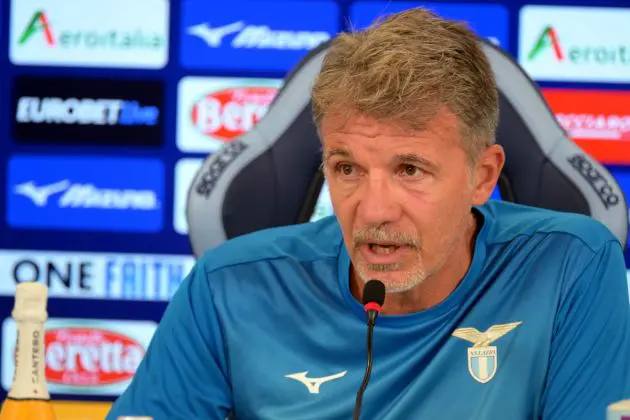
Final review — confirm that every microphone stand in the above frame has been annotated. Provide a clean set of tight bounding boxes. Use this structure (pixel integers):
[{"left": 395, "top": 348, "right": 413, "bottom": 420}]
[{"left": 353, "top": 309, "right": 379, "bottom": 420}]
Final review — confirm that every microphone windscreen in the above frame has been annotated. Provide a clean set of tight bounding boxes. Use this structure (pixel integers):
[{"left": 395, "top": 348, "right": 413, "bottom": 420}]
[{"left": 363, "top": 280, "right": 386, "bottom": 306}]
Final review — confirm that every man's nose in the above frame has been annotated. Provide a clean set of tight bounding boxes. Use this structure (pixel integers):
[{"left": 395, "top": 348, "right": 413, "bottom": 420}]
[{"left": 357, "top": 174, "right": 402, "bottom": 225}]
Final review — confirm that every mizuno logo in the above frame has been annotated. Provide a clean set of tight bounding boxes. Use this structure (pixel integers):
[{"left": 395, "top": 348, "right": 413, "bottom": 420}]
[
  {"left": 14, "top": 180, "right": 159, "bottom": 210},
  {"left": 14, "top": 180, "right": 70, "bottom": 206},
  {"left": 187, "top": 21, "right": 330, "bottom": 50},
  {"left": 187, "top": 22, "right": 245, "bottom": 47},
  {"left": 285, "top": 370, "right": 347, "bottom": 394}
]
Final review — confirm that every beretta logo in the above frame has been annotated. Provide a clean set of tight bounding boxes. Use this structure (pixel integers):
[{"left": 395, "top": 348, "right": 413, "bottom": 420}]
[
  {"left": 177, "top": 76, "right": 282, "bottom": 153},
  {"left": 12, "top": 75, "right": 164, "bottom": 147},
  {"left": 1, "top": 318, "right": 157, "bottom": 396}
]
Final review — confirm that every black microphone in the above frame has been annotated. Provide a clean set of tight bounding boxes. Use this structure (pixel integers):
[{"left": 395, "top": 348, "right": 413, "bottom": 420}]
[{"left": 353, "top": 279, "right": 386, "bottom": 420}]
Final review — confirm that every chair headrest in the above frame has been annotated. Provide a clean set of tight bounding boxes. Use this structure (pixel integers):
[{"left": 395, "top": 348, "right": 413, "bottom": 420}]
[{"left": 187, "top": 38, "right": 628, "bottom": 258}]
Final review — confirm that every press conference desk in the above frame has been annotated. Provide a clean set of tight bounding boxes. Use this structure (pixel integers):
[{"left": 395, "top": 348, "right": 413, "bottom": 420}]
[{"left": 47, "top": 398, "right": 630, "bottom": 419}]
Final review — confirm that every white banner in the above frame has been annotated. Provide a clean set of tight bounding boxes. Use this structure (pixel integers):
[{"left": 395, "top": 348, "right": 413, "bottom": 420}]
[
  {"left": 2, "top": 318, "right": 157, "bottom": 396},
  {"left": 176, "top": 76, "right": 282, "bottom": 153},
  {"left": 0, "top": 249, "right": 196, "bottom": 301},
  {"left": 10, "top": 0, "right": 169, "bottom": 69},
  {"left": 519, "top": 6, "right": 630, "bottom": 83}
]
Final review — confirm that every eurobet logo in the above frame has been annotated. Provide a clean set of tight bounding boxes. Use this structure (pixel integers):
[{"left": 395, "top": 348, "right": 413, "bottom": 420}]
[
  {"left": 543, "top": 88, "right": 630, "bottom": 164},
  {"left": 177, "top": 77, "right": 283, "bottom": 153},
  {"left": 1, "top": 318, "right": 157, "bottom": 396},
  {"left": 180, "top": 0, "right": 339, "bottom": 72},
  {"left": 519, "top": 6, "right": 630, "bottom": 83},
  {"left": 10, "top": 0, "right": 169, "bottom": 69},
  {"left": 16, "top": 97, "right": 158, "bottom": 126},
  {"left": 12, "top": 76, "right": 164, "bottom": 147}
]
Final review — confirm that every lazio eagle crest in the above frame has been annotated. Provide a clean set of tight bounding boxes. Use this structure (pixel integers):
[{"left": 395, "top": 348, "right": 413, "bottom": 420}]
[{"left": 452, "top": 322, "right": 522, "bottom": 384}]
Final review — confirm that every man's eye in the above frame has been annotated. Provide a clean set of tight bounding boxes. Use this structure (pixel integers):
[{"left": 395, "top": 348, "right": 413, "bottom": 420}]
[
  {"left": 337, "top": 163, "right": 354, "bottom": 176},
  {"left": 401, "top": 165, "right": 421, "bottom": 176}
]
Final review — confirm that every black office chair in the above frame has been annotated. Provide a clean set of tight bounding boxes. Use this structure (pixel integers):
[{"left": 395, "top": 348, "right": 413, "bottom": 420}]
[{"left": 185, "top": 38, "right": 628, "bottom": 259}]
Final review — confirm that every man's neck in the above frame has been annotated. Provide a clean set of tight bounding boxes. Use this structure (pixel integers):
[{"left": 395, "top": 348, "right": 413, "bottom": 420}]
[{"left": 350, "top": 211, "right": 480, "bottom": 315}]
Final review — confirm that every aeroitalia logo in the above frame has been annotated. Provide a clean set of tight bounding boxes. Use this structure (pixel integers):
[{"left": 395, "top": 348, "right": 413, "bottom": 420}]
[
  {"left": 19, "top": 11, "right": 55, "bottom": 45},
  {"left": 17, "top": 9, "right": 163, "bottom": 51},
  {"left": 519, "top": 6, "right": 630, "bottom": 83},
  {"left": 526, "top": 24, "right": 627, "bottom": 65},
  {"left": 528, "top": 26, "right": 564, "bottom": 61},
  {"left": 10, "top": 0, "right": 169, "bottom": 69}
]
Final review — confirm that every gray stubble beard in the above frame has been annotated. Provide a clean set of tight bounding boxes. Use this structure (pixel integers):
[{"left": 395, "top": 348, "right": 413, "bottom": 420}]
[{"left": 356, "top": 259, "right": 428, "bottom": 294}]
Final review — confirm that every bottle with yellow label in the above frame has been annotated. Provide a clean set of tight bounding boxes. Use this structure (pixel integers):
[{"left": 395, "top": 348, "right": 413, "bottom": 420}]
[{"left": 0, "top": 282, "right": 56, "bottom": 420}]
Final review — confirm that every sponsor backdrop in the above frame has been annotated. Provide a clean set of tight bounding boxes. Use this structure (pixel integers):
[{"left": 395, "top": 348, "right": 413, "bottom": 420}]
[{"left": 0, "top": 0, "right": 629, "bottom": 404}]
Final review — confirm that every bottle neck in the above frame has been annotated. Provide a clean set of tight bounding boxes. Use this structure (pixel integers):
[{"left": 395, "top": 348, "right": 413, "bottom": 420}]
[{"left": 8, "top": 320, "right": 50, "bottom": 400}]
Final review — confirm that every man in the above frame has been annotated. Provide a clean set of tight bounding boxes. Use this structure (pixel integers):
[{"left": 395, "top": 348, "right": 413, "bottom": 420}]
[{"left": 107, "top": 8, "right": 630, "bottom": 420}]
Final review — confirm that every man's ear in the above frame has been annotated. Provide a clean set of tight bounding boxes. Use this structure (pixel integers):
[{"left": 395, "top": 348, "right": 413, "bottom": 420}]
[{"left": 471, "top": 144, "right": 505, "bottom": 205}]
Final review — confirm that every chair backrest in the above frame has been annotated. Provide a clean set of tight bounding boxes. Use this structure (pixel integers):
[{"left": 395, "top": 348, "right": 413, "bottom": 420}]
[{"left": 186, "top": 38, "right": 628, "bottom": 258}]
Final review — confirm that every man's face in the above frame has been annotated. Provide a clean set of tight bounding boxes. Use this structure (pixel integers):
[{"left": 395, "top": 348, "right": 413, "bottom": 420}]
[{"left": 321, "top": 111, "right": 500, "bottom": 293}]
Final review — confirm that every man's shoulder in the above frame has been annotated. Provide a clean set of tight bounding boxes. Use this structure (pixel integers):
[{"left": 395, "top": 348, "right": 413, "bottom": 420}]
[
  {"left": 482, "top": 200, "right": 619, "bottom": 253},
  {"left": 198, "top": 216, "right": 343, "bottom": 273}
]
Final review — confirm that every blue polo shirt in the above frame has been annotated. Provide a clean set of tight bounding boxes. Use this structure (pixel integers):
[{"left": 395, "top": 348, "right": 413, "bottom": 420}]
[{"left": 107, "top": 200, "right": 630, "bottom": 420}]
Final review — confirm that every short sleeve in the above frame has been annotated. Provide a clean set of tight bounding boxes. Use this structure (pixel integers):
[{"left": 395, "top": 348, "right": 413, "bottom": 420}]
[
  {"left": 541, "top": 239, "right": 630, "bottom": 419},
  {"left": 106, "top": 262, "right": 233, "bottom": 420}
]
